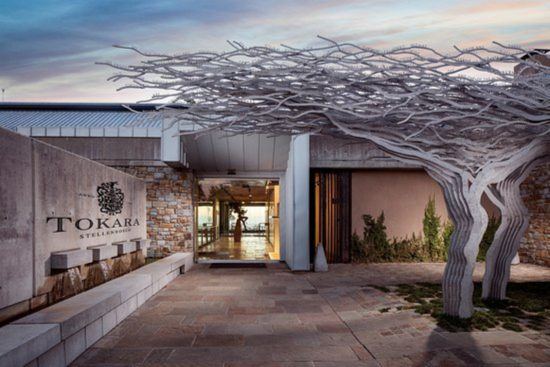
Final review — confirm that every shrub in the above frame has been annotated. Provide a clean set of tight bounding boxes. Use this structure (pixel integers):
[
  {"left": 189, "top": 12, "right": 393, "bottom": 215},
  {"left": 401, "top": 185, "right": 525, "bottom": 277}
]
[
  {"left": 352, "top": 207, "right": 437, "bottom": 263},
  {"left": 351, "top": 232, "right": 367, "bottom": 262},
  {"left": 363, "top": 213, "right": 390, "bottom": 259},
  {"left": 391, "top": 234, "right": 425, "bottom": 261},
  {"left": 423, "top": 196, "right": 442, "bottom": 260},
  {"left": 441, "top": 221, "right": 454, "bottom": 261},
  {"left": 351, "top": 197, "right": 500, "bottom": 263}
]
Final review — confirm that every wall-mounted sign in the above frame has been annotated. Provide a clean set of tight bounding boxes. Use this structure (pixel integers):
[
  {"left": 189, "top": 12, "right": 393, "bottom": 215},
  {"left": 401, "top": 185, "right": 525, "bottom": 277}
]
[
  {"left": 97, "top": 181, "right": 124, "bottom": 215},
  {"left": 0, "top": 130, "right": 146, "bottom": 308},
  {"left": 45, "top": 181, "right": 142, "bottom": 239}
]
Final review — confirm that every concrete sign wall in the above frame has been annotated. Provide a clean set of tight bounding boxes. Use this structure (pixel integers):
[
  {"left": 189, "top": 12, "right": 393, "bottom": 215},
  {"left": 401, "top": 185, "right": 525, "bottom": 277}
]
[
  {"left": 0, "top": 127, "right": 146, "bottom": 310},
  {"left": 0, "top": 129, "right": 34, "bottom": 311}
]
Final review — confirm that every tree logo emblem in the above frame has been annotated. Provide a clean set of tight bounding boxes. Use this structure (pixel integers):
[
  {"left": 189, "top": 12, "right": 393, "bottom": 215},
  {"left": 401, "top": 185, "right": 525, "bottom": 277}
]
[{"left": 97, "top": 181, "right": 124, "bottom": 215}]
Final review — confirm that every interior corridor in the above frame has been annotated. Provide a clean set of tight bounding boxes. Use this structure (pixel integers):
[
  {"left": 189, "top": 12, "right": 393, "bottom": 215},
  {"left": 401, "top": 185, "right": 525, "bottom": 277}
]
[
  {"left": 195, "top": 179, "right": 280, "bottom": 262},
  {"left": 197, "top": 235, "right": 275, "bottom": 261}
]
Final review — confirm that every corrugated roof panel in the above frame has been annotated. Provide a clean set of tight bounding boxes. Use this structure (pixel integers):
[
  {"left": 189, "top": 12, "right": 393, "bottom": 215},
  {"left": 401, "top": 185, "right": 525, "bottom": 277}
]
[{"left": 0, "top": 110, "right": 164, "bottom": 131}]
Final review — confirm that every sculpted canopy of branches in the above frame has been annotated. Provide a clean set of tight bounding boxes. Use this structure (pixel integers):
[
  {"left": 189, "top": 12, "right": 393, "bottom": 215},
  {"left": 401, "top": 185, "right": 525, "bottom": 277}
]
[
  {"left": 103, "top": 39, "right": 548, "bottom": 318},
  {"left": 102, "top": 38, "right": 549, "bottom": 176}
]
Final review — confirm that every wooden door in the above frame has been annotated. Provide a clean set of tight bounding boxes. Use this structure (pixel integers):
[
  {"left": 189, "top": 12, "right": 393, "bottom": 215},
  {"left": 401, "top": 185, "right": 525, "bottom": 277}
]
[{"left": 310, "top": 170, "right": 351, "bottom": 263}]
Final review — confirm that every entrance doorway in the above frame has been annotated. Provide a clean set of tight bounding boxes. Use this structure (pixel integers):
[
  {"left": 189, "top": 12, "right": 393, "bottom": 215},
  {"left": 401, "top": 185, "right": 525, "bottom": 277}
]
[
  {"left": 310, "top": 170, "right": 351, "bottom": 263},
  {"left": 195, "top": 178, "right": 281, "bottom": 261}
]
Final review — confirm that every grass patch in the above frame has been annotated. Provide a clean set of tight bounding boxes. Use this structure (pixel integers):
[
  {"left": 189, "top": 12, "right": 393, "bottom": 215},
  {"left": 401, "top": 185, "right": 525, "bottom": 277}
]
[
  {"left": 388, "top": 282, "right": 549, "bottom": 333},
  {"left": 502, "top": 322, "right": 523, "bottom": 332}
]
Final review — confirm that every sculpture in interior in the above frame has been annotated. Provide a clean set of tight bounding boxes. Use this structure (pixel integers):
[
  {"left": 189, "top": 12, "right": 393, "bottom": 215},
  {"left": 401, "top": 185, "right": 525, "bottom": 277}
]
[
  {"left": 102, "top": 39, "right": 549, "bottom": 318},
  {"left": 230, "top": 203, "right": 248, "bottom": 242}
]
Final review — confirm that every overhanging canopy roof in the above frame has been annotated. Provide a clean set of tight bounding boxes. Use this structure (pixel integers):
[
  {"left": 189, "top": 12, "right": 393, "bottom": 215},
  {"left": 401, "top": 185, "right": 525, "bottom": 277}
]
[
  {"left": 0, "top": 103, "right": 292, "bottom": 173},
  {"left": 181, "top": 131, "right": 290, "bottom": 174}
]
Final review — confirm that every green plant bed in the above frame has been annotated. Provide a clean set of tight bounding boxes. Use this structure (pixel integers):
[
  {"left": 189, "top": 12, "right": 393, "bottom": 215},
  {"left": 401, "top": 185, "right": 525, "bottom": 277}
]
[
  {"left": 351, "top": 197, "right": 501, "bottom": 263},
  {"left": 384, "top": 282, "right": 550, "bottom": 333}
]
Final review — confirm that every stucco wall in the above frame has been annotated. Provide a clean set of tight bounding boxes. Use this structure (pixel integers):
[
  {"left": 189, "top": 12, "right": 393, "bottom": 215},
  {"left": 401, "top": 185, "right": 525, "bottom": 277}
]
[
  {"left": 351, "top": 170, "right": 500, "bottom": 240},
  {"left": 352, "top": 170, "right": 448, "bottom": 240},
  {"left": 0, "top": 127, "right": 146, "bottom": 311}
]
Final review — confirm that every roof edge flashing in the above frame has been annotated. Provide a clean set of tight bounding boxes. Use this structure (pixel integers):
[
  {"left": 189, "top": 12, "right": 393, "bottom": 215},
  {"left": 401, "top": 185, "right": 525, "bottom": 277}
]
[{"left": 0, "top": 102, "right": 188, "bottom": 112}]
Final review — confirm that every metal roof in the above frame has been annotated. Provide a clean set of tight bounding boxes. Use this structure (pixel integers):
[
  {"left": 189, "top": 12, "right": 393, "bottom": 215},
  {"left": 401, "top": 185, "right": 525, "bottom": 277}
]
[{"left": 0, "top": 102, "right": 186, "bottom": 131}]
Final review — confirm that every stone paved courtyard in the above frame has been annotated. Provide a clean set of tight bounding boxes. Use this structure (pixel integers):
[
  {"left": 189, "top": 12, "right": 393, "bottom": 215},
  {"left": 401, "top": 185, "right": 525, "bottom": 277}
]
[{"left": 73, "top": 263, "right": 550, "bottom": 366}]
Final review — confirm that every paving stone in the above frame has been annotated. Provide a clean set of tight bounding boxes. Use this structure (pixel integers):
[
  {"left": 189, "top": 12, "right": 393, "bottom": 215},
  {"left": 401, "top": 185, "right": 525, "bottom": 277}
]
[
  {"left": 462, "top": 345, "right": 518, "bottom": 364},
  {"left": 314, "top": 362, "right": 379, "bottom": 367},
  {"left": 492, "top": 343, "right": 550, "bottom": 363},
  {"left": 74, "top": 347, "right": 151, "bottom": 364},
  {"left": 193, "top": 335, "right": 244, "bottom": 347},
  {"left": 143, "top": 348, "right": 174, "bottom": 363},
  {"left": 271, "top": 346, "right": 359, "bottom": 362},
  {"left": 23, "top": 360, "right": 38, "bottom": 367},
  {"left": 70, "top": 263, "right": 550, "bottom": 367},
  {"left": 115, "top": 332, "right": 195, "bottom": 348},
  {"left": 439, "top": 330, "right": 535, "bottom": 347},
  {"left": 226, "top": 363, "right": 314, "bottom": 367}
]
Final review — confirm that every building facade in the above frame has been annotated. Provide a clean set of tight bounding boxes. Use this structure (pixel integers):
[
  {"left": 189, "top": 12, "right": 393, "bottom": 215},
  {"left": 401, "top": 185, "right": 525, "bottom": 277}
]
[{"left": 0, "top": 102, "right": 548, "bottom": 272}]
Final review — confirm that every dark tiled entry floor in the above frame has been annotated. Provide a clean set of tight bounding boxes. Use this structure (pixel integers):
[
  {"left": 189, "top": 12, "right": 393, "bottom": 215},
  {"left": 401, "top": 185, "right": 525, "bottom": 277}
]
[{"left": 73, "top": 263, "right": 550, "bottom": 366}]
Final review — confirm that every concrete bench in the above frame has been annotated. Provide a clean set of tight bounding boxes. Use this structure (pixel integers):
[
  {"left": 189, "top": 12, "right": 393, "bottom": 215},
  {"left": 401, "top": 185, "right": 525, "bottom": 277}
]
[
  {"left": 1, "top": 252, "right": 193, "bottom": 367},
  {"left": 50, "top": 249, "right": 93, "bottom": 270},
  {"left": 133, "top": 252, "right": 193, "bottom": 283},
  {"left": 88, "top": 244, "right": 118, "bottom": 262},
  {"left": 0, "top": 324, "right": 60, "bottom": 367}
]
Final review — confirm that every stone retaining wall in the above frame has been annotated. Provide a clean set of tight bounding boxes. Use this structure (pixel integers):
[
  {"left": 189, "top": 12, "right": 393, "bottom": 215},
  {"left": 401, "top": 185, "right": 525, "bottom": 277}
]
[
  {"left": 114, "top": 166, "right": 194, "bottom": 252},
  {"left": 519, "top": 162, "right": 550, "bottom": 266}
]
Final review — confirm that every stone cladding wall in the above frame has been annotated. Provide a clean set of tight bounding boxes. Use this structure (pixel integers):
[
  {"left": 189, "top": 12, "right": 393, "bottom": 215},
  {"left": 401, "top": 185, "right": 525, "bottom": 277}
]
[
  {"left": 519, "top": 162, "right": 550, "bottom": 266},
  {"left": 114, "top": 165, "right": 194, "bottom": 251}
]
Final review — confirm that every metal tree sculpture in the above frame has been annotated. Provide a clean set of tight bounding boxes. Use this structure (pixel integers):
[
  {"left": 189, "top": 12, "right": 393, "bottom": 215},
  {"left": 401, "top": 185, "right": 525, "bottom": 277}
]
[{"left": 102, "top": 39, "right": 549, "bottom": 318}]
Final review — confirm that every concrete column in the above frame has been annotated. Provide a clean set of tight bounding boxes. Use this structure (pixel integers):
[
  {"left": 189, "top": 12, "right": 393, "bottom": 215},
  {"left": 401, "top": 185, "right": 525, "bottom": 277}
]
[
  {"left": 284, "top": 134, "right": 310, "bottom": 271},
  {"left": 161, "top": 119, "right": 184, "bottom": 165}
]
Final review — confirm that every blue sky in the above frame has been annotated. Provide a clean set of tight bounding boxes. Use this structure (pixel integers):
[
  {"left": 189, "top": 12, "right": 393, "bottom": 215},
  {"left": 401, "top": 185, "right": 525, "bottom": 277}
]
[{"left": 0, "top": 0, "right": 548, "bottom": 102}]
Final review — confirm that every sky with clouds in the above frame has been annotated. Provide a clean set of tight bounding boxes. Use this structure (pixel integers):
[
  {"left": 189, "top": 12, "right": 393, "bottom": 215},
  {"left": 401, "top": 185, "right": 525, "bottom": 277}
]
[{"left": 0, "top": 0, "right": 548, "bottom": 102}]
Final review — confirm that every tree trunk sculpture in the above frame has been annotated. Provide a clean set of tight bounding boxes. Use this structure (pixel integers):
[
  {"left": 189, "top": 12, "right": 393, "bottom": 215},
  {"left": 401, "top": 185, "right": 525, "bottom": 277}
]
[{"left": 483, "top": 154, "right": 548, "bottom": 300}]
